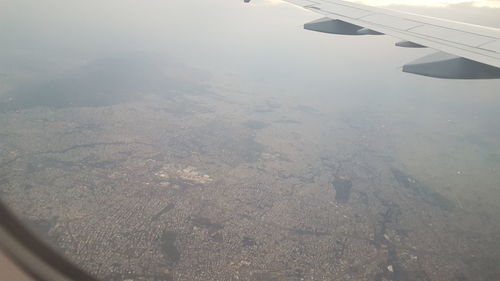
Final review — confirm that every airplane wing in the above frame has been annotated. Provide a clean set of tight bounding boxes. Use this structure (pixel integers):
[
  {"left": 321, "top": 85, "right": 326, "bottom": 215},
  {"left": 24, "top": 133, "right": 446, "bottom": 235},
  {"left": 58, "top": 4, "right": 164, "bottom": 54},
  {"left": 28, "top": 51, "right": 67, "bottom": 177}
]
[{"left": 249, "top": 0, "right": 500, "bottom": 79}]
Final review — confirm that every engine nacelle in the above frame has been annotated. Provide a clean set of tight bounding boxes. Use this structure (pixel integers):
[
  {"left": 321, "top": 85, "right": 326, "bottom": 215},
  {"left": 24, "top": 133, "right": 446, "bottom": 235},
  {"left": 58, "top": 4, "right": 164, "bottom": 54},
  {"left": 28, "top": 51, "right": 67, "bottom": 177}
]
[
  {"left": 304, "top": 17, "right": 381, "bottom": 35},
  {"left": 357, "top": 27, "right": 383, "bottom": 35},
  {"left": 403, "top": 52, "right": 500, "bottom": 79},
  {"left": 395, "top": 41, "right": 426, "bottom": 48}
]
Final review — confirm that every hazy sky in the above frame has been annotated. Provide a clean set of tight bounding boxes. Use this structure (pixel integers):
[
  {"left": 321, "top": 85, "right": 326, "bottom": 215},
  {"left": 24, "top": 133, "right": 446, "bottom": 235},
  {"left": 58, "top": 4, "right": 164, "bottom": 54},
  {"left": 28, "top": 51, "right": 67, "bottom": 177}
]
[{"left": 0, "top": 0, "right": 499, "bottom": 104}]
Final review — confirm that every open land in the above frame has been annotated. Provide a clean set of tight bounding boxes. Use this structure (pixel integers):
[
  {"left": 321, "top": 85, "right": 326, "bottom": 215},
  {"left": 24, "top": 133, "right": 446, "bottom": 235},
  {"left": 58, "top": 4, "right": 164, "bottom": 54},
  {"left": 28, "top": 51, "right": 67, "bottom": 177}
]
[{"left": 0, "top": 57, "right": 500, "bottom": 281}]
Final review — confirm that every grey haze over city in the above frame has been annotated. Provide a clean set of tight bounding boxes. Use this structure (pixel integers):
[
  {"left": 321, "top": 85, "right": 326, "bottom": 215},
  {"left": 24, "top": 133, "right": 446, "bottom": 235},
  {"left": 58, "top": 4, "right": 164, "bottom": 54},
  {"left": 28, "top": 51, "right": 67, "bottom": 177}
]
[{"left": 1, "top": 0, "right": 500, "bottom": 280}]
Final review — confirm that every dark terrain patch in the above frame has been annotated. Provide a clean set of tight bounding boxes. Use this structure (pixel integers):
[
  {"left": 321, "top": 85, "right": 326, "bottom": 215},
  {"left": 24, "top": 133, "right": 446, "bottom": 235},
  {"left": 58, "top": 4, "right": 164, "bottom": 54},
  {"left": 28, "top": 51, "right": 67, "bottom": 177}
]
[
  {"left": 242, "top": 236, "right": 256, "bottom": 247},
  {"left": 41, "top": 141, "right": 148, "bottom": 154},
  {"left": 243, "top": 120, "right": 269, "bottom": 130},
  {"left": 293, "top": 229, "right": 329, "bottom": 236},
  {"left": 0, "top": 157, "right": 19, "bottom": 169},
  {"left": 0, "top": 55, "right": 208, "bottom": 111},
  {"left": 151, "top": 204, "right": 175, "bottom": 221},
  {"left": 151, "top": 101, "right": 213, "bottom": 117},
  {"left": 171, "top": 124, "right": 266, "bottom": 165},
  {"left": 210, "top": 232, "right": 224, "bottom": 243},
  {"left": 24, "top": 218, "right": 58, "bottom": 244},
  {"left": 294, "top": 105, "right": 318, "bottom": 114},
  {"left": 25, "top": 162, "right": 37, "bottom": 174},
  {"left": 191, "top": 217, "right": 223, "bottom": 233},
  {"left": 253, "top": 108, "right": 274, "bottom": 113},
  {"left": 458, "top": 134, "right": 491, "bottom": 149},
  {"left": 234, "top": 137, "right": 265, "bottom": 163},
  {"left": 484, "top": 153, "right": 500, "bottom": 164},
  {"left": 0, "top": 175, "right": 9, "bottom": 186},
  {"left": 252, "top": 272, "right": 281, "bottom": 281},
  {"left": 333, "top": 177, "right": 352, "bottom": 203},
  {"left": 372, "top": 200, "right": 402, "bottom": 248},
  {"left": 160, "top": 230, "right": 180, "bottom": 264},
  {"left": 463, "top": 256, "right": 500, "bottom": 281},
  {"left": 107, "top": 272, "right": 173, "bottom": 281},
  {"left": 273, "top": 119, "right": 300, "bottom": 124},
  {"left": 372, "top": 201, "right": 408, "bottom": 281},
  {"left": 333, "top": 238, "right": 348, "bottom": 260},
  {"left": 392, "top": 168, "right": 454, "bottom": 211}
]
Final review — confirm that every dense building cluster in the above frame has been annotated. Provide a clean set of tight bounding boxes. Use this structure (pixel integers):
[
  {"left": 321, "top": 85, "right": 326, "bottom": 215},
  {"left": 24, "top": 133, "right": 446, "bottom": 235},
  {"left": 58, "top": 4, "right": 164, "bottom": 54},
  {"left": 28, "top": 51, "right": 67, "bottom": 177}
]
[{"left": 1, "top": 85, "right": 499, "bottom": 281}]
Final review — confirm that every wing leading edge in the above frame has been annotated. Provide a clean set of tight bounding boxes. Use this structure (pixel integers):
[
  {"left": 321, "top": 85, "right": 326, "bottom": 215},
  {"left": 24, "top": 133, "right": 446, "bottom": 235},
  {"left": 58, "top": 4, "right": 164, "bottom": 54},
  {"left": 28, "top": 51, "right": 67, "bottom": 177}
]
[{"left": 246, "top": 0, "right": 500, "bottom": 79}]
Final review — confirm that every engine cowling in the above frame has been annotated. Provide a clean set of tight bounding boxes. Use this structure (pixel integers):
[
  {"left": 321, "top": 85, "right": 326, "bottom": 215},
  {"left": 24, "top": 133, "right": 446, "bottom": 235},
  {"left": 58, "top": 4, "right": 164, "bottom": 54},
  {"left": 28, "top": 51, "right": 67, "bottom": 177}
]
[
  {"left": 304, "top": 17, "right": 382, "bottom": 35},
  {"left": 403, "top": 52, "right": 500, "bottom": 79},
  {"left": 395, "top": 41, "right": 426, "bottom": 48}
]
